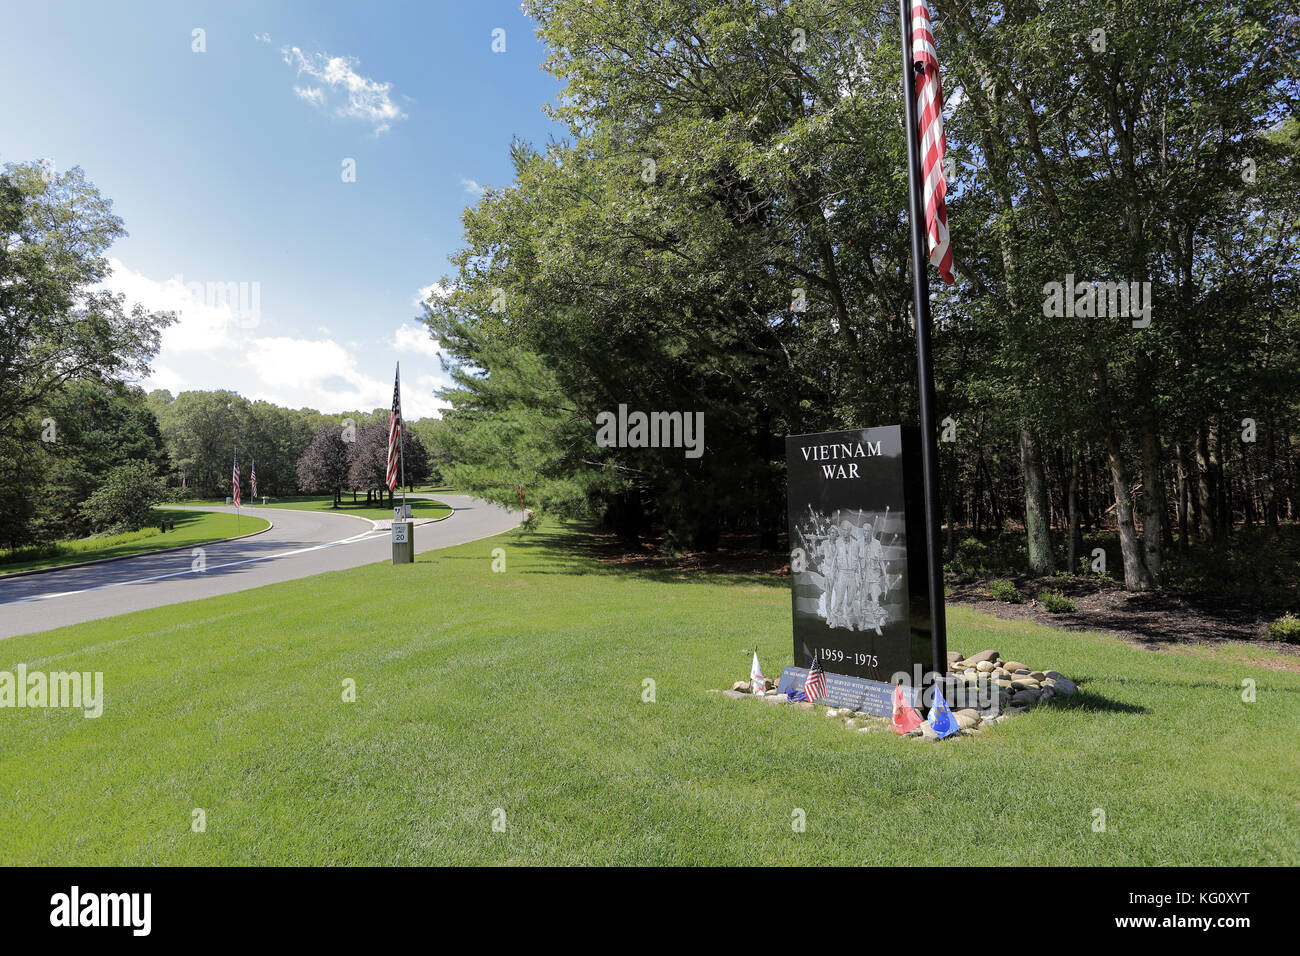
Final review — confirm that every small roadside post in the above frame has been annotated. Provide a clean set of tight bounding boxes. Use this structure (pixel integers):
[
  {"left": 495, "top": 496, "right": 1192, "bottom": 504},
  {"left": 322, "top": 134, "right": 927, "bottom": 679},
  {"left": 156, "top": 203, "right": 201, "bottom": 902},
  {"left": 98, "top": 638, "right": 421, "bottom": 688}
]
[{"left": 392, "top": 505, "right": 413, "bottom": 564}]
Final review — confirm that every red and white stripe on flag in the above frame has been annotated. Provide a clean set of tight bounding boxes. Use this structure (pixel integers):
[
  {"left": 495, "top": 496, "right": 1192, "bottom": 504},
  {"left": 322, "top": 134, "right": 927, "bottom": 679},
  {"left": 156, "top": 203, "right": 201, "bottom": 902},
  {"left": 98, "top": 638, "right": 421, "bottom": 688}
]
[
  {"left": 911, "top": 0, "right": 955, "bottom": 286},
  {"left": 232, "top": 453, "right": 241, "bottom": 508},
  {"left": 386, "top": 367, "right": 402, "bottom": 491}
]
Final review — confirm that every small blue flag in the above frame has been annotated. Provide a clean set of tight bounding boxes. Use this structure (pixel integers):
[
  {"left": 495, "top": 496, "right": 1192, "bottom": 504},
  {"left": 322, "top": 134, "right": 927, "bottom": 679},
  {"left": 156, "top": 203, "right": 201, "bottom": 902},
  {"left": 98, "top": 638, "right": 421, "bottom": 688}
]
[
  {"left": 787, "top": 689, "right": 807, "bottom": 702},
  {"left": 928, "top": 685, "right": 959, "bottom": 739}
]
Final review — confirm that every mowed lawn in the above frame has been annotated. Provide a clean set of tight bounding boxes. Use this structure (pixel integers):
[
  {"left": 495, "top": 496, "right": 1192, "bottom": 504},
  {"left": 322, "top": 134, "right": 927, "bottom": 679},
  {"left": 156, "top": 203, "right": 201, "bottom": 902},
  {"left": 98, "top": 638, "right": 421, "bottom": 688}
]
[
  {"left": 186, "top": 495, "right": 452, "bottom": 522},
  {"left": 0, "top": 509, "right": 271, "bottom": 575},
  {"left": 1, "top": 522, "right": 1297, "bottom": 865}
]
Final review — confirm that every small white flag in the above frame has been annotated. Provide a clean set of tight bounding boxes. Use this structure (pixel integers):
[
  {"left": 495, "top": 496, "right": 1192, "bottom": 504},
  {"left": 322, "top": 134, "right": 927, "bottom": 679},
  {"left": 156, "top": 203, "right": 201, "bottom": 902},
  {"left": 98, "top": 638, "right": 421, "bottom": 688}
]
[{"left": 750, "top": 651, "right": 765, "bottom": 693}]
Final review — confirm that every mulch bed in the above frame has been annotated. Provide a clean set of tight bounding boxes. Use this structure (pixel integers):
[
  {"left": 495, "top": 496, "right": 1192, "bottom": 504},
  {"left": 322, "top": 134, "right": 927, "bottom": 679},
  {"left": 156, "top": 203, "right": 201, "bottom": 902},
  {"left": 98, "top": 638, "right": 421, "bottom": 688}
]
[{"left": 947, "top": 574, "right": 1299, "bottom": 663}]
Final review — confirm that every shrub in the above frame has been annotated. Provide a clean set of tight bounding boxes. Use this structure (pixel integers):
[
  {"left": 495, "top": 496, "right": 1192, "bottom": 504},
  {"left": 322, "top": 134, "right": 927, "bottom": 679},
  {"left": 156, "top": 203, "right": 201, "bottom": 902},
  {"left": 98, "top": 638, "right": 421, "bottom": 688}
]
[
  {"left": 79, "top": 461, "right": 165, "bottom": 535},
  {"left": 1267, "top": 612, "right": 1300, "bottom": 643},
  {"left": 1040, "top": 590, "right": 1077, "bottom": 613},
  {"left": 949, "top": 536, "right": 990, "bottom": 574},
  {"left": 988, "top": 579, "right": 1022, "bottom": 603}
]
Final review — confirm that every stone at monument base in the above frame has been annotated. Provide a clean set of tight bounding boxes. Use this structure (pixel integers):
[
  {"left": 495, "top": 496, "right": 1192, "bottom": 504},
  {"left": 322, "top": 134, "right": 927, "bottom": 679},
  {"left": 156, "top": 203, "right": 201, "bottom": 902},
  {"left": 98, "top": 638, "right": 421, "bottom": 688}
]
[{"left": 776, "top": 666, "right": 917, "bottom": 716}]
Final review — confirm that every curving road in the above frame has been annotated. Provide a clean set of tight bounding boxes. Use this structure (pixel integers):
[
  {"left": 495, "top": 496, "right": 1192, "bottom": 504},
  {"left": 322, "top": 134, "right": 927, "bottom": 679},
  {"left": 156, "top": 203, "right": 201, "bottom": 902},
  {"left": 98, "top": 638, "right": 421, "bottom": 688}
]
[{"left": 0, "top": 494, "right": 519, "bottom": 640}]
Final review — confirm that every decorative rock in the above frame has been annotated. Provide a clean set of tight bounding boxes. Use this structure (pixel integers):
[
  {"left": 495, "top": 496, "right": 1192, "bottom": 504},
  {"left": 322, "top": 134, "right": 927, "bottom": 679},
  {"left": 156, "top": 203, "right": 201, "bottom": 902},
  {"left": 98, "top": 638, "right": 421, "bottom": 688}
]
[
  {"left": 1010, "top": 688, "right": 1040, "bottom": 706},
  {"left": 966, "top": 649, "right": 1000, "bottom": 666},
  {"left": 946, "top": 651, "right": 965, "bottom": 668},
  {"left": 825, "top": 707, "right": 844, "bottom": 718},
  {"left": 975, "top": 660, "right": 995, "bottom": 673},
  {"left": 1003, "top": 661, "right": 1027, "bottom": 673},
  {"left": 732, "top": 680, "right": 751, "bottom": 693},
  {"left": 1038, "top": 687, "right": 1056, "bottom": 702},
  {"left": 995, "top": 678, "right": 1013, "bottom": 689},
  {"left": 723, "top": 689, "right": 749, "bottom": 700},
  {"left": 1053, "top": 677, "right": 1078, "bottom": 696},
  {"left": 955, "top": 713, "right": 979, "bottom": 731},
  {"left": 1013, "top": 668, "right": 1030, "bottom": 676},
  {"left": 1029, "top": 671, "right": 1047, "bottom": 681},
  {"left": 1044, "top": 670, "right": 1065, "bottom": 681},
  {"left": 764, "top": 694, "right": 787, "bottom": 704},
  {"left": 1010, "top": 679, "right": 1040, "bottom": 692}
]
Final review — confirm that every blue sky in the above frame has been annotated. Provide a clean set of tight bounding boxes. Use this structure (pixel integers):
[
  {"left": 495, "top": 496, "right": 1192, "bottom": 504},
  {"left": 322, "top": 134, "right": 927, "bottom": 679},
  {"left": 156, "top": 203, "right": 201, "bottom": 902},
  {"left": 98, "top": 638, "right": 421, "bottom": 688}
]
[{"left": 0, "top": 0, "right": 563, "bottom": 419}]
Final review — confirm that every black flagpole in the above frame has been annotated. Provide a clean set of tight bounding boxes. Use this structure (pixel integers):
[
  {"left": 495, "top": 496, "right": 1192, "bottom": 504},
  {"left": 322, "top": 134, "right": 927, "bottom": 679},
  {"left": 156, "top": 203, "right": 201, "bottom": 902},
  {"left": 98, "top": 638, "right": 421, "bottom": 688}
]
[{"left": 899, "top": 0, "right": 947, "bottom": 690}]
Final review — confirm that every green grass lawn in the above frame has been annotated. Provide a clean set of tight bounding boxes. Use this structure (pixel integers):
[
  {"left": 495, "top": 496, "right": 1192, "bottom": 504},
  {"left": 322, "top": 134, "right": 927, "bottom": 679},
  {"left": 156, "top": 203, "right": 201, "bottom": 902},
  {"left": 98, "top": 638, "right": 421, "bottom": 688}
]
[
  {"left": 0, "top": 509, "right": 271, "bottom": 576},
  {"left": 183, "top": 494, "right": 452, "bottom": 522},
  {"left": 2, "top": 521, "right": 1297, "bottom": 865}
]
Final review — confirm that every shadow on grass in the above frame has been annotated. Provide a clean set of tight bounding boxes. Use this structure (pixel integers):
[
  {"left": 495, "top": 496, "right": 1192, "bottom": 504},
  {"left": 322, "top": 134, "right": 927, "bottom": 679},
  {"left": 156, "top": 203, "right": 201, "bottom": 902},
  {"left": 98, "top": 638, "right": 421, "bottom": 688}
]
[
  {"left": 1049, "top": 690, "right": 1147, "bottom": 715},
  {"left": 454, "top": 522, "right": 791, "bottom": 590}
]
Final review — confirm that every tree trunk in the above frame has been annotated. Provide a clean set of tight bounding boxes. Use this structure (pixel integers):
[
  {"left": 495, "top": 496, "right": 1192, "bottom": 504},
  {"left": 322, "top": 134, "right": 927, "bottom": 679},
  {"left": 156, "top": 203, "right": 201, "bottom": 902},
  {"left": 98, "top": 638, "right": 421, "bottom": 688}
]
[
  {"left": 1066, "top": 450, "right": 1082, "bottom": 574},
  {"left": 1020, "top": 428, "right": 1055, "bottom": 574},
  {"left": 1265, "top": 419, "right": 1280, "bottom": 530},
  {"left": 1214, "top": 423, "right": 1230, "bottom": 538},
  {"left": 1106, "top": 432, "right": 1153, "bottom": 591},
  {"left": 1194, "top": 428, "right": 1215, "bottom": 539},
  {"left": 1140, "top": 427, "right": 1166, "bottom": 580},
  {"left": 1175, "top": 442, "right": 1190, "bottom": 549}
]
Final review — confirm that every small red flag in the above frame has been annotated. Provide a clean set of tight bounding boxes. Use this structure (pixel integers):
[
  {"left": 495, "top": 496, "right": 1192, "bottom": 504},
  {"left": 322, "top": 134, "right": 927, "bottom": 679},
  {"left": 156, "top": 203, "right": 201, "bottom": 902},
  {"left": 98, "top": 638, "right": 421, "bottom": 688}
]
[{"left": 892, "top": 684, "right": 923, "bottom": 734}]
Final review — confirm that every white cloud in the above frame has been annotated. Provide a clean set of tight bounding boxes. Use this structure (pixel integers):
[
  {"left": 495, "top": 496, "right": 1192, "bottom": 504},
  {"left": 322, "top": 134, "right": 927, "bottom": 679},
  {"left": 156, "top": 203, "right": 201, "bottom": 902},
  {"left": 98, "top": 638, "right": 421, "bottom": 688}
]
[
  {"left": 281, "top": 46, "right": 407, "bottom": 134},
  {"left": 103, "top": 259, "right": 450, "bottom": 419},
  {"left": 392, "top": 322, "right": 442, "bottom": 359},
  {"left": 413, "top": 280, "right": 453, "bottom": 306},
  {"left": 253, "top": 32, "right": 272, "bottom": 44},
  {"left": 460, "top": 177, "right": 486, "bottom": 196},
  {"left": 293, "top": 86, "right": 326, "bottom": 107}
]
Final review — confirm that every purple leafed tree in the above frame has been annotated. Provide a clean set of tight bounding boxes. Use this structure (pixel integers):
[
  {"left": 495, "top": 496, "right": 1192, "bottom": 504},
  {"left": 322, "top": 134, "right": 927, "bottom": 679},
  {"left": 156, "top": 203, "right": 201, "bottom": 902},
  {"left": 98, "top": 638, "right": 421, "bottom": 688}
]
[{"left": 295, "top": 427, "right": 350, "bottom": 506}]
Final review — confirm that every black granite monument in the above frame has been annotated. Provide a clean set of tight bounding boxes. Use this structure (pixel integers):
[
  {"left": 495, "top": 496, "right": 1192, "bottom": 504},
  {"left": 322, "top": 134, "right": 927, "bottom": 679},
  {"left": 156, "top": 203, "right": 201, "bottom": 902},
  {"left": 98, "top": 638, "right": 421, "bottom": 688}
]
[{"left": 781, "top": 425, "right": 936, "bottom": 713}]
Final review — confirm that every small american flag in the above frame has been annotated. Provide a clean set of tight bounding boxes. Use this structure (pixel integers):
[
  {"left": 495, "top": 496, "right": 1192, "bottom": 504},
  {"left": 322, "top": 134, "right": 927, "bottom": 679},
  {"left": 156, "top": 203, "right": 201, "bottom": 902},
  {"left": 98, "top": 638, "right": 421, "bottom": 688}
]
[
  {"left": 803, "top": 656, "right": 828, "bottom": 703},
  {"left": 250, "top": 459, "right": 258, "bottom": 498},
  {"left": 911, "top": 0, "right": 955, "bottom": 285},
  {"left": 385, "top": 365, "right": 402, "bottom": 491},
  {"left": 232, "top": 452, "right": 241, "bottom": 508}
]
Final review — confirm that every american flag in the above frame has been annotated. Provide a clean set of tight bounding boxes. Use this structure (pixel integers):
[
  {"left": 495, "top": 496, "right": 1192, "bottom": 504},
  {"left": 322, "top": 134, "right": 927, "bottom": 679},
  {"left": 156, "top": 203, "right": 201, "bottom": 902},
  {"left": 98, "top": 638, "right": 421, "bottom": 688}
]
[
  {"left": 385, "top": 365, "right": 402, "bottom": 491},
  {"left": 250, "top": 459, "right": 258, "bottom": 498},
  {"left": 803, "top": 656, "right": 828, "bottom": 703},
  {"left": 911, "top": 0, "right": 954, "bottom": 285},
  {"left": 232, "top": 452, "right": 241, "bottom": 508}
]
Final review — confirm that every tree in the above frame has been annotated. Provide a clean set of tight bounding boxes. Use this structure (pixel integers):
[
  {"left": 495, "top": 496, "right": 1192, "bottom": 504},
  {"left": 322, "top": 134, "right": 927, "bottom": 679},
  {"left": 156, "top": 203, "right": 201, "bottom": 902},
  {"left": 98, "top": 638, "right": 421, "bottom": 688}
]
[
  {"left": 296, "top": 426, "right": 351, "bottom": 506},
  {"left": 79, "top": 461, "right": 165, "bottom": 535},
  {"left": 347, "top": 423, "right": 395, "bottom": 506},
  {"left": 0, "top": 162, "right": 172, "bottom": 547}
]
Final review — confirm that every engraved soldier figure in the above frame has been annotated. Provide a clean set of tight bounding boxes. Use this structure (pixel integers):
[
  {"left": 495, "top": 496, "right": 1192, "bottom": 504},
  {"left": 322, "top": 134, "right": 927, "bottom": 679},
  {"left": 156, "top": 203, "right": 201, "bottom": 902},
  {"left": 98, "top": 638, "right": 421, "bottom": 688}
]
[
  {"left": 832, "top": 519, "right": 858, "bottom": 627},
  {"left": 818, "top": 525, "right": 841, "bottom": 626}
]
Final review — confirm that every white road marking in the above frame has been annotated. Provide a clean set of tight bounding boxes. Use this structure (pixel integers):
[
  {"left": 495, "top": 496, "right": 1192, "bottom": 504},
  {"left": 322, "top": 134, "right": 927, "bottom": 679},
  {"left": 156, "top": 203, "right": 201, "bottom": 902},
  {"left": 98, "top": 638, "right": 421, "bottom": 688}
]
[{"left": 0, "top": 528, "right": 390, "bottom": 608}]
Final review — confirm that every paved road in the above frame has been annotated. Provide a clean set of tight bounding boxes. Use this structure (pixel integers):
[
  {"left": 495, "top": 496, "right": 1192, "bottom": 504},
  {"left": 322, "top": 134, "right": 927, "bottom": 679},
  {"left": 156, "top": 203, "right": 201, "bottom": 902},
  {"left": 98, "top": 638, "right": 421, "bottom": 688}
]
[{"left": 0, "top": 495, "right": 519, "bottom": 640}]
